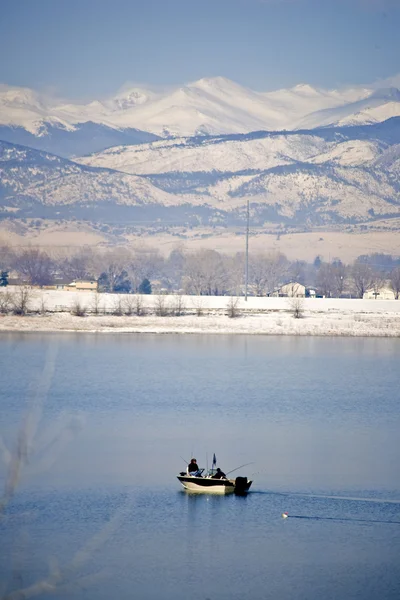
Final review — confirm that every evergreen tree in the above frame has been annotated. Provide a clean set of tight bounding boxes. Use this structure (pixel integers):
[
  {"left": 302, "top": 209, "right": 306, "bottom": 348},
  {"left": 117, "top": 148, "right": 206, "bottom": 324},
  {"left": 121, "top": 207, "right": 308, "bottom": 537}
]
[
  {"left": 138, "top": 278, "right": 152, "bottom": 294},
  {"left": 313, "top": 255, "right": 322, "bottom": 269},
  {"left": 114, "top": 270, "right": 131, "bottom": 293},
  {"left": 97, "top": 272, "right": 110, "bottom": 292},
  {"left": 0, "top": 271, "right": 8, "bottom": 287}
]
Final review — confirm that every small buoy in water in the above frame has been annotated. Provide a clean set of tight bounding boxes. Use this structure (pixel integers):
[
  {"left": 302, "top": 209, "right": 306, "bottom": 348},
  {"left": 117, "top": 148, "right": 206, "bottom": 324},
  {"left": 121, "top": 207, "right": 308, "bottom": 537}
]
[{"left": 281, "top": 512, "right": 288, "bottom": 519}]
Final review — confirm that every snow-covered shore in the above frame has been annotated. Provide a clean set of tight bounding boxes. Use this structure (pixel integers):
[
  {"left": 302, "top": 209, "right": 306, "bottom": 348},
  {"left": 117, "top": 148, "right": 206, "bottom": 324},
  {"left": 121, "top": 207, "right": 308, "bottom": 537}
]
[{"left": 0, "top": 290, "right": 399, "bottom": 337}]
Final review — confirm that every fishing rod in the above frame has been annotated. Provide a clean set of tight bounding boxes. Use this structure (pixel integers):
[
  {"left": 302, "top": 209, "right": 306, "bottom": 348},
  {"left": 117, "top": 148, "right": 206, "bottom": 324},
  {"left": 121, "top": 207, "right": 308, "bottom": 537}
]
[{"left": 225, "top": 462, "right": 254, "bottom": 476}]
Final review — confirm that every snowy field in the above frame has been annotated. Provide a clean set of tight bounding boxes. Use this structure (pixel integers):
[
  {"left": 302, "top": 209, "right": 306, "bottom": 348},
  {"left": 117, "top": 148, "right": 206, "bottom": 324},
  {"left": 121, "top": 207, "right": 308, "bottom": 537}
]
[{"left": 0, "top": 289, "right": 399, "bottom": 337}]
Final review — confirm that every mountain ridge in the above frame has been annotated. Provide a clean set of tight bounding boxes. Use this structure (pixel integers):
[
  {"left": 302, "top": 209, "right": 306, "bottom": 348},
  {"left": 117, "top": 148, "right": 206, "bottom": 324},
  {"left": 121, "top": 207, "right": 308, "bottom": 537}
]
[
  {"left": 1, "top": 77, "right": 400, "bottom": 155},
  {"left": 1, "top": 118, "right": 399, "bottom": 228}
]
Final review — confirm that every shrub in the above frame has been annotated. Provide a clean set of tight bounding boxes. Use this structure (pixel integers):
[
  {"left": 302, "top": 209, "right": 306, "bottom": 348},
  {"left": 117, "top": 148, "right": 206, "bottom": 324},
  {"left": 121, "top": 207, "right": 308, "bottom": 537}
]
[
  {"left": 192, "top": 296, "right": 205, "bottom": 316},
  {"left": 154, "top": 294, "right": 170, "bottom": 316},
  {"left": 10, "top": 286, "right": 32, "bottom": 316},
  {"left": 288, "top": 297, "right": 304, "bottom": 319},
  {"left": 111, "top": 297, "right": 124, "bottom": 316},
  {"left": 172, "top": 294, "right": 186, "bottom": 316},
  {"left": 71, "top": 299, "right": 86, "bottom": 317},
  {"left": 226, "top": 296, "right": 240, "bottom": 318},
  {"left": 134, "top": 294, "right": 145, "bottom": 316},
  {"left": 0, "top": 290, "right": 12, "bottom": 314}
]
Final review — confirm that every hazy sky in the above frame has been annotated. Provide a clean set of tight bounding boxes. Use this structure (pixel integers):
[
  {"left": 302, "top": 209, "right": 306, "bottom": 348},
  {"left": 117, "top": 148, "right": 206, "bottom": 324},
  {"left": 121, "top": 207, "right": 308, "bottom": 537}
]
[{"left": 1, "top": 0, "right": 399, "bottom": 98}]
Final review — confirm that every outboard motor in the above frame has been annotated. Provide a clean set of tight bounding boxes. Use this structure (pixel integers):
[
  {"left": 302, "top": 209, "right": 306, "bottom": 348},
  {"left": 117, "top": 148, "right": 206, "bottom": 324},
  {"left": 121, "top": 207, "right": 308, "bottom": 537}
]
[{"left": 235, "top": 476, "right": 248, "bottom": 494}]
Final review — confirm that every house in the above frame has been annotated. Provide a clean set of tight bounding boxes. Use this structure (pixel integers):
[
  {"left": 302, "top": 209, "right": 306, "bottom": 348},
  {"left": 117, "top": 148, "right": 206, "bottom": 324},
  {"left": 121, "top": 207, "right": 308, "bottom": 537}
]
[
  {"left": 65, "top": 280, "right": 98, "bottom": 292},
  {"left": 363, "top": 286, "right": 395, "bottom": 300},
  {"left": 42, "top": 278, "right": 73, "bottom": 290},
  {"left": 276, "top": 282, "right": 306, "bottom": 298},
  {"left": 2, "top": 275, "right": 98, "bottom": 291}
]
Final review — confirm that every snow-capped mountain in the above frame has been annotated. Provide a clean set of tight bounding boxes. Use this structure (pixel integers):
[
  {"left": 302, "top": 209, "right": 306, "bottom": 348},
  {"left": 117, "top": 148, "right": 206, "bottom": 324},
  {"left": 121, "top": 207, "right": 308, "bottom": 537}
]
[
  {"left": 1, "top": 76, "right": 400, "bottom": 153},
  {"left": 0, "top": 140, "right": 177, "bottom": 208},
  {"left": 77, "top": 118, "right": 400, "bottom": 176},
  {"left": 2, "top": 119, "right": 399, "bottom": 226},
  {"left": 0, "top": 122, "right": 159, "bottom": 159},
  {"left": 297, "top": 87, "right": 400, "bottom": 129}
]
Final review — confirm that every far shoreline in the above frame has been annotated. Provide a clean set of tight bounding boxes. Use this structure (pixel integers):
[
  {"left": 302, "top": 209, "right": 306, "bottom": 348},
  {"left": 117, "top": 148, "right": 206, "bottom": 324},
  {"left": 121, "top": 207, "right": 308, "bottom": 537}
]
[
  {"left": 0, "top": 310, "right": 399, "bottom": 338},
  {"left": 0, "top": 290, "right": 399, "bottom": 338}
]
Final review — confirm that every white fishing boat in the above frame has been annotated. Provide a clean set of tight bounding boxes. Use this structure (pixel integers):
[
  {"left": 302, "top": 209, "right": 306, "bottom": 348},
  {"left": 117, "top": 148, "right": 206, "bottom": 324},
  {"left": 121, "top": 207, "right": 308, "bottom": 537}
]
[{"left": 177, "top": 456, "right": 253, "bottom": 494}]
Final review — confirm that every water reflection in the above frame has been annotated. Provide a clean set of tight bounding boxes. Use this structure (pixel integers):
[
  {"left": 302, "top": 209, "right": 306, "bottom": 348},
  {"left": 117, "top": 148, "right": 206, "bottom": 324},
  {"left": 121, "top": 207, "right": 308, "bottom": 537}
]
[{"left": 1, "top": 334, "right": 400, "bottom": 600}]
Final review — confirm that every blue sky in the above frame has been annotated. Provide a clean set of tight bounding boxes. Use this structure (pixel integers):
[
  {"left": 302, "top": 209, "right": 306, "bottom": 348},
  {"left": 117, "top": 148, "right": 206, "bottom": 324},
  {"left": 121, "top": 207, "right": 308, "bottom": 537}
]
[{"left": 1, "top": 0, "right": 399, "bottom": 98}]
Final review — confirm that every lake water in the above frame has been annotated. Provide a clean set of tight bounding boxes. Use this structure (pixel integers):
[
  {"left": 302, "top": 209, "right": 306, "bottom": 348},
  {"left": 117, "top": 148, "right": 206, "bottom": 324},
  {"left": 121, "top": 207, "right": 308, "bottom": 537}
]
[{"left": 1, "top": 334, "right": 400, "bottom": 599}]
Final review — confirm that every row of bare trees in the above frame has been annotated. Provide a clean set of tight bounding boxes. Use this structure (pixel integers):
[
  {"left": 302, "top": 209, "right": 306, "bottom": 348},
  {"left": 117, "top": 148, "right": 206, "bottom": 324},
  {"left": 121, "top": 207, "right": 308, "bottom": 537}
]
[{"left": 1, "top": 243, "right": 399, "bottom": 299}]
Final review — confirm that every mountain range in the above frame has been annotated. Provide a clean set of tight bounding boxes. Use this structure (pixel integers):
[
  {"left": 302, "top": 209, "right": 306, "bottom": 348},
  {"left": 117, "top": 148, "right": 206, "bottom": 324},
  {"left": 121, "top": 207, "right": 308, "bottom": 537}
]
[
  {"left": 0, "top": 76, "right": 399, "bottom": 231},
  {"left": 1, "top": 117, "right": 399, "bottom": 228},
  {"left": 1, "top": 77, "right": 400, "bottom": 157}
]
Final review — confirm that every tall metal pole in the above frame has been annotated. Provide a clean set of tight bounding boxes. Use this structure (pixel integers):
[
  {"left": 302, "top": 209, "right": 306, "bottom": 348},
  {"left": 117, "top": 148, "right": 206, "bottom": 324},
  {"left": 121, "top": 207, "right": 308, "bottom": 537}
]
[{"left": 245, "top": 199, "right": 249, "bottom": 301}]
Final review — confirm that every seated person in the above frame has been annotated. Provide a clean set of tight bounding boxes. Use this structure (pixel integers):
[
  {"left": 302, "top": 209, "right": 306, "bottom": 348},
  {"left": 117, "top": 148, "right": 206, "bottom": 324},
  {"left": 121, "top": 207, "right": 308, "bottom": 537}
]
[
  {"left": 212, "top": 467, "right": 226, "bottom": 479},
  {"left": 187, "top": 458, "right": 201, "bottom": 476}
]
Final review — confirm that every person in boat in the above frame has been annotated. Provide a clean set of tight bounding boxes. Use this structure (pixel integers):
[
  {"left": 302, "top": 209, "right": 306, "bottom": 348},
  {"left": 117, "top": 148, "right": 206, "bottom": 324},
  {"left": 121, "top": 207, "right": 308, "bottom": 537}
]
[
  {"left": 187, "top": 458, "right": 201, "bottom": 477},
  {"left": 212, "top": 467, "right": 226, "bottom": 479}
]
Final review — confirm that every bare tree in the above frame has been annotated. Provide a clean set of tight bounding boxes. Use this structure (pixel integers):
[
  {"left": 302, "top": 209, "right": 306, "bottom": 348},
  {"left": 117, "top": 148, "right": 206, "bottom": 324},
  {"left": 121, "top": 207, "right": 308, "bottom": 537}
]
[
  {"left": 183, "top": 249, "right": 228, "bottom": 295},
  {"left": 59, "top": 249, "right": 94, "bottom": 281},
  {"left": 288, "top": 260, "right": 306, "bottom": 286},
  {"left": 226, "top": 296, "right": 240, "bottom": 318},
  {"left": 154, "top": 294, "right": 170, "bottom": 316},
  {"left": 98, "top": 248, "right": 132, "bottom": 292},
  {"left": 10, "top": 286, "right": 33, "bottom": 315},
  {"left": 351, "top": 263, "right": 375, "bottom": 299},
  {"left": 0, "top": 242, "right": 13, "bottom": 273},
  {"left": 370, "top": 272, "right": 385, "bottom": 299},
  {"left": 191, "top": 296, "right": 205, "bottom": 316},
  {"left": 316, "top": 262, "right": 347, "bottom": 298},
  {"left": 333, "top": 263, "right": 347, "bottom": 297},
  {"left": 13, "top": 249, "right": 54, "bottom": 287},
  {"left": 129, "top": 248, "right": 164, "bottom": 292},
  {"left": 163, "top": 247, "right": 185, "bottom": 290},
  {"left": 70, "top": 298, "right": 86, "bottom": 317},
  {"left": 123, "top": 296, "right": 136, "bottom": 316},
  {"left": 249, "top": 252, "right": 288, "bottom": 296},
  {"left": 134, "top": 294, "right": 145, "bottom": 316},
  {"left": 172, "top": 294, "right": 186, "bottom": 316},
  {"left": 39, "top": 295, "right": 47, "bottom": 315},
  {"left": 288, "top": 297, "right": 304, "bottom": 319},
  {"left": 90, "top": 292, "right": 102, "bottom": 315},
  {"left": 390, "top": 266, "right": 400, "bottom": 299},
  {"left": 111, "top": 297, "right": 124, "bottom": 316},
  {"left": 225, "top": 252, "right": 245, "bottom": 296},
  {"left": 0, "top": 290, "right": 12, "bottom": 314}
]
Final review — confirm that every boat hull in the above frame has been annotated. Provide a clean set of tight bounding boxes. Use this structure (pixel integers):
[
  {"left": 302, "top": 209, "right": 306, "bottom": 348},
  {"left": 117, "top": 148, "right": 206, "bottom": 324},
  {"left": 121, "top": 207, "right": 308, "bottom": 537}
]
[{"left": 177, "top": 476, "right": 252, "bottom": 494}]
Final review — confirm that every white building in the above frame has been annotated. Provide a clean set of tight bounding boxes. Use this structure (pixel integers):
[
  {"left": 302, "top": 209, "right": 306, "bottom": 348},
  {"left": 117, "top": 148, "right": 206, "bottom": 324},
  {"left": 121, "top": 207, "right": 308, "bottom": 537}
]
[
  {"left": 278, "top": 282, "right": 306, "bottom": 298},
  {"left": 363, "top": 286, "right": 396, "bottom": 300}
]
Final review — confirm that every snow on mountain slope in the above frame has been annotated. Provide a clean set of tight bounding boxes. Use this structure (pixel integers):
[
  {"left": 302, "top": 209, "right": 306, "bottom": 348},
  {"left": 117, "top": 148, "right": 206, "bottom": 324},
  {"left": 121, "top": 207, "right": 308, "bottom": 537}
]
[
  {"left": 77, "top": 133, "right": 331, "bottom": 175},
  {"left": 308, "top": 140, "right": 384, "bottom": 167},
  {"left": 297, "top": 88, "right": 400, "bottom": 129},
  {"left": 1, "top": 77, "right": 398, "bottom": 141},
  {"left": 1, "top": 138, "right": 399, "bottom": 225},
  {"left": 372, "top": 144, "right": 400, "bottom": 176},
  {"left": 77, "top": 125, "right": 392, "bottom": 176},
  {"left": 104, "top": 77, "right": 289, "bottom": 136},
  {"left": 0, "top": 85, "right": 74, "bottom": 135},
  {"left": 0, "top": 121, "right": 159, "bottom": 159},
  {"left": 335, "top": 101, "right": 400, "bottom": 127},
  {"left": 216, "top": 165, "right": 398, "bottom": 220},
  {"left": 262, "top": 83, "right": 370, "bottom": 125},
  {"left": 0, "top": 141, "right": 187, "bottom": 207}
]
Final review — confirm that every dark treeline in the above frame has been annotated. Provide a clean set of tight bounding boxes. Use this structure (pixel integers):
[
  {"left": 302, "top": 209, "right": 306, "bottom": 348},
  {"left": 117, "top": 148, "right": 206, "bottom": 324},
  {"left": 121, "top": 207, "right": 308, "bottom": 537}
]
[{"left": 0, "top": 243, "right": 399, "bottom": 299}]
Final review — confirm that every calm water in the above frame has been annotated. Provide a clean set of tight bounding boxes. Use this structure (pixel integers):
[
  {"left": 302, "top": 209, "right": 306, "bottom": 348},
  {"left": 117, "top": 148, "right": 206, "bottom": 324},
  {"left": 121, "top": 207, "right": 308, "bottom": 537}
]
[{"left": 0, "top": 334, "right": 400, "bottom": 599}]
